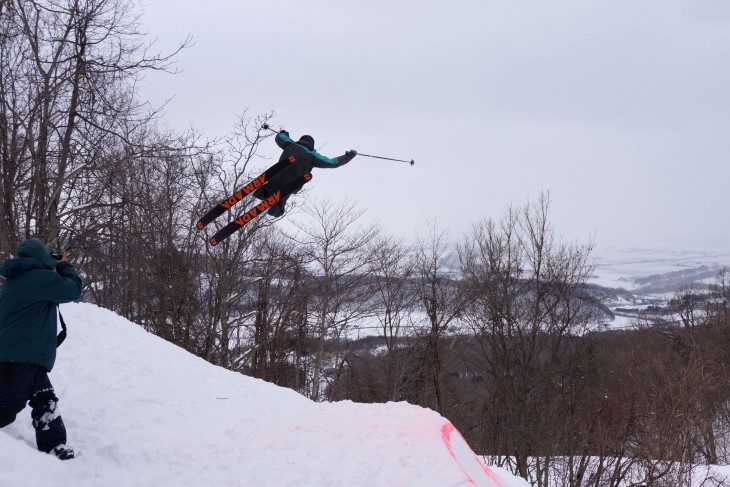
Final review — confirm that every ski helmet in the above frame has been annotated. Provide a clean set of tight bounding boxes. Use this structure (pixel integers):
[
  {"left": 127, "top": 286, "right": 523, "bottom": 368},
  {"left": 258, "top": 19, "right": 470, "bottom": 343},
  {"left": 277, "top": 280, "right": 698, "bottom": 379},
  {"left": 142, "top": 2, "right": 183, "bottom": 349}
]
[{"left": 298, "top": 135, "right": 315, "bottom": 150}]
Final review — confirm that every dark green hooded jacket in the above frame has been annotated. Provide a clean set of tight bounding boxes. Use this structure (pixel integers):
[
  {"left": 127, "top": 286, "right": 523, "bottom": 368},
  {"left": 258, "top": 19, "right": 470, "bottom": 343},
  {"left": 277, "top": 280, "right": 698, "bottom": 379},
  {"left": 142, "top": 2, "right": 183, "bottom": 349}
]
[{"left": 0, "top": 239, "right": 83, "bottom": 371}]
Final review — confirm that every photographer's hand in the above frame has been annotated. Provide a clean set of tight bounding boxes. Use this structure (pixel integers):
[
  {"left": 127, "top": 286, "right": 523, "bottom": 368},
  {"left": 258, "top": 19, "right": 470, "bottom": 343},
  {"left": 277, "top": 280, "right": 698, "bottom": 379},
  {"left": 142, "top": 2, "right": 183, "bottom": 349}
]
[{"left": 53, "top": 250, "right": 69, "bottom": 263}]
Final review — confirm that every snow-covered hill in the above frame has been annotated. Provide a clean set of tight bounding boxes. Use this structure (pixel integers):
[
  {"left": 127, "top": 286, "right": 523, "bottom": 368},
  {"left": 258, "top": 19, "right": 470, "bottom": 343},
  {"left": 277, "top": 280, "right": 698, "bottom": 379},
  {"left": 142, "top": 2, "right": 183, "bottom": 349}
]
[{"left": 0, "top": 303, "right": 526, "bottom": 487}]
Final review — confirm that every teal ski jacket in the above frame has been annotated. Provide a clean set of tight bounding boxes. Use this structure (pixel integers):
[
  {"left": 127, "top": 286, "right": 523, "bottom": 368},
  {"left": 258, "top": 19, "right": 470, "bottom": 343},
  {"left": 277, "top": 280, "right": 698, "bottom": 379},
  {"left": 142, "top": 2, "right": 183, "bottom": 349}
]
[
  {"left": 275, "top": 132, "right": 355, "bottom": 171},
  {"left": 0, "top": 257, "right": 82, "bottom": 371}
]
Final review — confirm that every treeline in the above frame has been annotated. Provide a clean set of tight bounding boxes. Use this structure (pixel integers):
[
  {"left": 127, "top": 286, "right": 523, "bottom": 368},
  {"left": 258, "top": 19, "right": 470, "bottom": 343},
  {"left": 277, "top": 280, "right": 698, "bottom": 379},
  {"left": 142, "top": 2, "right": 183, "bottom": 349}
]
[{"left": 3, "top": 2, "right": 730, "bottom": 486}]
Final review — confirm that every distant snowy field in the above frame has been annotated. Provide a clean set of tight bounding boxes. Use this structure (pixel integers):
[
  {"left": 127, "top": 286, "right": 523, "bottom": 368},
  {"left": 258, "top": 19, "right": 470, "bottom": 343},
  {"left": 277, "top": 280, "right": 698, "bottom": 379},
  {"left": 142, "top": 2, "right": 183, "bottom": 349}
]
[
  {"left": 0, "top": 303, "right": 526, "bottom": 487},
  {"left": 587, "top": 244, "right": 730, "bottom": 330},
  {"left": 346, "top": 244, "right": 730, "bottom": 336},
  {"left": 589, "top": 243, "right": 730, "bottom": 290}
]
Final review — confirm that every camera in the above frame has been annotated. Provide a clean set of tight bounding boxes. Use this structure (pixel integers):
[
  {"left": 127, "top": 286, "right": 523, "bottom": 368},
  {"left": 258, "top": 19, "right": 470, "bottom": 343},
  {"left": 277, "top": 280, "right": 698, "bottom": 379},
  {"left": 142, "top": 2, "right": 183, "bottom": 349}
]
[{"left": 50, "top": 251, "right": 63, "bottom": 261}]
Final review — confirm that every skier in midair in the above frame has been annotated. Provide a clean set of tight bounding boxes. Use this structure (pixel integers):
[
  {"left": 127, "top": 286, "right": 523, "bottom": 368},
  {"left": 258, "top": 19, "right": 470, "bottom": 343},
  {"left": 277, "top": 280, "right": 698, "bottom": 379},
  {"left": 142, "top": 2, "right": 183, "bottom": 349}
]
[{"left": 253, "top": 130, "right": 358, "bottom": 217}]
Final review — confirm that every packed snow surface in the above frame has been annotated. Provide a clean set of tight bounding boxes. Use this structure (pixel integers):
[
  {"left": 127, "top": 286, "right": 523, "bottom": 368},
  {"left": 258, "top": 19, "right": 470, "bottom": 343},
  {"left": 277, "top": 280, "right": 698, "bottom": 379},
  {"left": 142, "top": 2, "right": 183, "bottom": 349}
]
[{"left": 0, "top": 303, "right": 526, "bottom": 487}]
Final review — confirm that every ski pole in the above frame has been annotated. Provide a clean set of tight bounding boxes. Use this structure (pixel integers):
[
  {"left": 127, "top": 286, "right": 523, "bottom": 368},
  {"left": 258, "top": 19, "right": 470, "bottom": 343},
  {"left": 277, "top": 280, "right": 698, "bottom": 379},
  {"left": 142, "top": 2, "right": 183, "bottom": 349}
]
[
  {"left": 261, "top": 123, "right": 279, "bottom": 134},
  {"left": 358, "top": 153, "right": 415, "bottom": 166}
]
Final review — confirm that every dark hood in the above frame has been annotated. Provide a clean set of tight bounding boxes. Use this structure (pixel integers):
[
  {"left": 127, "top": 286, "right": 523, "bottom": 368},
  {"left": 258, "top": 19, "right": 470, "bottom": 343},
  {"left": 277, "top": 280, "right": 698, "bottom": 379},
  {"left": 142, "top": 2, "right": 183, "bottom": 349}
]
[
  {"left": 16, "top": 238, "right": 57, "bottom": 269},
  {"left": 297, "top": 135, "right": 315, "bottom": 151}
]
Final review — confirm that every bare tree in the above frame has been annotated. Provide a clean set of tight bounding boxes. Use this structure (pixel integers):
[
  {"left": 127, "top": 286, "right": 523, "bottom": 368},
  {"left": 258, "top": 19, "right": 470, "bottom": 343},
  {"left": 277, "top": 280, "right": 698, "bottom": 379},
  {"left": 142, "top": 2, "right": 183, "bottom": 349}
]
[
  {"left": 410, "top": 222, "right": 469, "bottom": 414},
  {"left": 286, "top": 197, "right": 379, "bottom": 401},
  {"left": 671, "top": 284, "right": 703, "bottom": 331},
  {"left": 458, "top": 192, "right": 596, "bottom": 483},
  {"left": 234, "top": 232, "right": 309, "bottom": 392},
  {"left": 367, "top": 233, "right": 418, "bottom": 401},
  {"left": 0, "top": 0, "right": 187, "bottom": 254},
  {"left": 369, "top": 235, "right": 414, "bottom": 352},
  {"left": 708, "top": 267, "right": 729, "bottom": 319}
]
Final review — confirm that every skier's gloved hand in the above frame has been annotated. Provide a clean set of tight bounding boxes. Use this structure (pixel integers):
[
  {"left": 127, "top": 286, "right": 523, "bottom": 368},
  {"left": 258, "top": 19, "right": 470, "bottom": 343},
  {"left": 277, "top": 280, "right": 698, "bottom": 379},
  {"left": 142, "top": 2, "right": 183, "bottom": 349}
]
[
  {"left": 279, "top": 130, "right": 289, "bottom": 137},
  {"left": 345, "top": 150, "right": 357, "bottom": 159}
]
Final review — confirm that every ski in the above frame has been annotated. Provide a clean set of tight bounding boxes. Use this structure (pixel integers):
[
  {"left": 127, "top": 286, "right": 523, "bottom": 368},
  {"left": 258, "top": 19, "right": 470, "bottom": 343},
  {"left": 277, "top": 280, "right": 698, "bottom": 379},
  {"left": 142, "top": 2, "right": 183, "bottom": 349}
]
[
  {"left": 208, "top": 173, "right": 312, "bottom": 246},
  {"left": 196, "top": 156, "right": 298, "bottom": 230}
]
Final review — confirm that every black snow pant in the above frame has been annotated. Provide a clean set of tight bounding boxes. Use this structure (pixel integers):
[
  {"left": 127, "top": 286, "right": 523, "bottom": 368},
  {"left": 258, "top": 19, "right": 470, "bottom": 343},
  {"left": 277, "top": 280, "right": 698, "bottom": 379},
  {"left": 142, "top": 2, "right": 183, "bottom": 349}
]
[
  {"left": 252, "top": 171, "right": 308, "bottom": 218},
  {"left": 0, "top": 363, "right": 68, "bottom": 453}
]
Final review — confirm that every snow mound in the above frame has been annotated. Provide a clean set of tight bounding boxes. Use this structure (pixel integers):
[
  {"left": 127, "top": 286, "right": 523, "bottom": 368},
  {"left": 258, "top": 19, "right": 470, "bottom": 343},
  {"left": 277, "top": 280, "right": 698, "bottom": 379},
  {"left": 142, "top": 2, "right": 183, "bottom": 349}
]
[{"left": 0, "top": 303, "right": 527, "bottom": 487}]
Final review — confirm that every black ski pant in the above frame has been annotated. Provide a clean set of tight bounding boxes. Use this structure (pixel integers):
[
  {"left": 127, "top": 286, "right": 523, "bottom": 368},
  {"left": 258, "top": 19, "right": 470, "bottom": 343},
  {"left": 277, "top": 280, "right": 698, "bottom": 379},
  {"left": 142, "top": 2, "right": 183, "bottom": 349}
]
[
  {"left": 0, "top": 363, "right": 68, "bottom": 453},
  {"left": 252, "top": 169, "right": 308, "bottom": 217}
]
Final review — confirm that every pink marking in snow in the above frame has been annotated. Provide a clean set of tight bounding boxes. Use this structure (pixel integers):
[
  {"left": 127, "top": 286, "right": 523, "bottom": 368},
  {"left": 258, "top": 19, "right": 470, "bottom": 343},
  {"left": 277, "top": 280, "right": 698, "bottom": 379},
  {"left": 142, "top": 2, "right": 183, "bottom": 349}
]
[{"left": 441, "top": 422, "right": 504, "bottom": 487}]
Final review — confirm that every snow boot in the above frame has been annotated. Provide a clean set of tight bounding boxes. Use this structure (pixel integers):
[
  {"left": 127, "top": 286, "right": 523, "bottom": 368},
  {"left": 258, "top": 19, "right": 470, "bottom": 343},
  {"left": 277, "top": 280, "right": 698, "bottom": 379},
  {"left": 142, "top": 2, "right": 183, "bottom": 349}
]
[{"left": 51, "top": 443, "right": 75, "bottom": 460}]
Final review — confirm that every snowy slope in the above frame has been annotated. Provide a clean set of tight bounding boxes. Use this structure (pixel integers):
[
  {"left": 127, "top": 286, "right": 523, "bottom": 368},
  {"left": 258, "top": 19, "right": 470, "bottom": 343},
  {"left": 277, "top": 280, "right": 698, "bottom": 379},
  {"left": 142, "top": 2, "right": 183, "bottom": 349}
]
[{"left": 0, "top": 303, "right": 526, "bottom": 487}]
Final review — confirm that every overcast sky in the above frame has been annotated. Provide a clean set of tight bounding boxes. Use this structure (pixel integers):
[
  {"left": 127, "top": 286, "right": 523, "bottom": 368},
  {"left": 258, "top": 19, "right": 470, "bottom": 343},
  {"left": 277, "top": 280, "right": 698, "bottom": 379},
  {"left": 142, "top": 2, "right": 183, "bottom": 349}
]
[{"left": 139, "top": 0, "right": 730, "bottom": 251}]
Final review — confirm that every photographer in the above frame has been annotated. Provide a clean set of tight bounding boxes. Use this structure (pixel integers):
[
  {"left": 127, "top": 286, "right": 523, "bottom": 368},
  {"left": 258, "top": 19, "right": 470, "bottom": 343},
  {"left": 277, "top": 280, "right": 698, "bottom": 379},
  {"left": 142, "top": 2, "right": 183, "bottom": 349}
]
[{"left": 0, "top": 238, "right": 82, "bottom": 460}]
